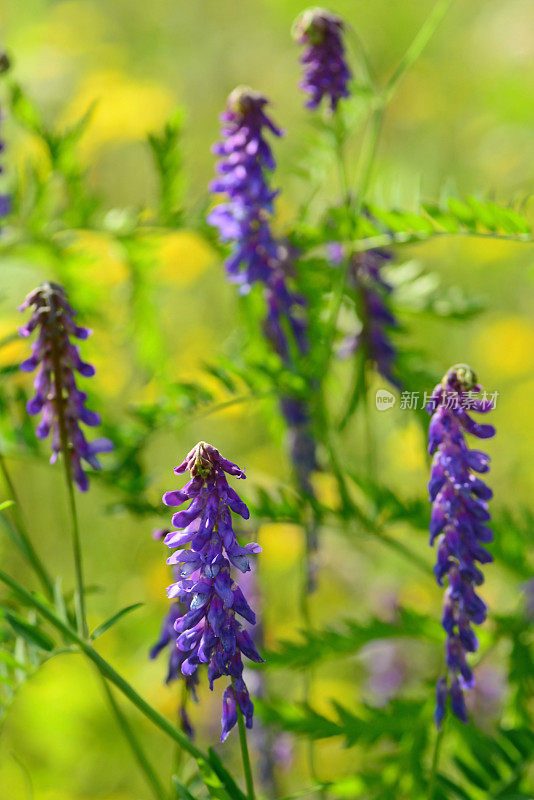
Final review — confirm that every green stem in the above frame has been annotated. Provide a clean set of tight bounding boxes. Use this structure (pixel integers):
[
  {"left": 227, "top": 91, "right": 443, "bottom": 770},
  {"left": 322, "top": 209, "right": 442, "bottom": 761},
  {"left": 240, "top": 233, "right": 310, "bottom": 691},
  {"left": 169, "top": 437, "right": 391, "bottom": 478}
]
[
  {"left": 49, "top": 333, "right": 87, "bottom": 637},
  {"left": 64, "top": 469, "right": 86, "bottom": 638},
  {"left": 0, "top": 453, "right": 54, "bottom": 599},
  {"left": 234, "top": 679, "right": 256, "bottom": 800},
  {"left": 0, "top": 568, "right": 207, "bottom": 763},
  {"left": 427, "top": 726, "right": 445, "bottom": 799},
  {"left": 383, "top": 0, "right": 454, "bottom": 104},
  {"left": 362, "top": 368, "right": 376, "bottom": 481},
  {"left": 321, "top": 100, "right": 384, "bottom": 389},
  {"left": 100, "top": 674, "right": 168, "bottom": 800}
]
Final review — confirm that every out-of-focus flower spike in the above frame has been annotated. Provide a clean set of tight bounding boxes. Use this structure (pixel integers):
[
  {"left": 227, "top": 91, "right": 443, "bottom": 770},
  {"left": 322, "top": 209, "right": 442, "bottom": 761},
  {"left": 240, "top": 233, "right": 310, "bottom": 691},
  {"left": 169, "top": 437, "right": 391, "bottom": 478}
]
[
  {"left": 339, "top": 249, "right": 401, "bottom": 389},
  {"left": 293, "top": 8, "right": 352, "bottom": 111}
]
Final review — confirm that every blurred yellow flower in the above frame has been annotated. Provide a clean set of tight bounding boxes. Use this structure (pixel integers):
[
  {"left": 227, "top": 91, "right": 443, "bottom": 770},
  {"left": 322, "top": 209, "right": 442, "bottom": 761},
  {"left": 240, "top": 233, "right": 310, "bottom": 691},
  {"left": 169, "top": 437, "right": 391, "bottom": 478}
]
[
  {"left": 387, "top": 420, "right": 426, "bottom": 474},
  {"left": 399, "top": 582, "right": 433, "bottom": 610},
  {"left": 156, "top": 231, "right": 215, "bottom": 286},
  {"left": 63, "top": 231, "right": 128, "bottom": 286},
  {"left": 0, "top": 318, "right": 26, "bottom": 367},
  {"left": 62, "top": 70, "right": 175, "bottom": 157},
  {"left": 145, "top": 560, "right": 171, "bottom": 601},
  {"left": 473, "top": 316, "right": 534, "bottom": 377},
  {"left": 259, "top": 522, "right": 302, "bottom": 567},
  {"left": 311, "top": 471, "right": 340, "bottom": 511},
  {"left": 168, "top": 325, "right": 219, "bottom": 382}
]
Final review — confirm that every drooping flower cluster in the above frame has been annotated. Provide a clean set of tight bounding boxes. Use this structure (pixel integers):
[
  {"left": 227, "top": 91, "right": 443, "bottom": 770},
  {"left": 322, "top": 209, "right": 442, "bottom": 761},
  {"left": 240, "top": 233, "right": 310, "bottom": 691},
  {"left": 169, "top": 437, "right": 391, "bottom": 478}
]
[
  {"left": 293, "top": 8, "right": 351, "bottom": 111},
  {"left": 19, "top": 283, "right": 113, "bottom": 491},
  {"left": 161, "top": 442, "right": 262, "bottom": 741},
  {"left": 338, "top": 248, "right": 401, "bottom": 389},
  {"left": 427, "top": 364, "right": 495, "bottom": 726}
]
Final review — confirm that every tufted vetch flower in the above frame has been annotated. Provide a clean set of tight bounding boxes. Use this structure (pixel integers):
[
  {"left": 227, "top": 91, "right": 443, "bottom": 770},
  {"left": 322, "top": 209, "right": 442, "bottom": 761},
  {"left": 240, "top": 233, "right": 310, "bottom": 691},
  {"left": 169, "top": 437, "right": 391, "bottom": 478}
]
[
  {"left": 19, "top": 282, "right": 112, "bottom": 491},
  {"left": 161, "top": 442, "right": 262, "bottom": 741},
  {"left": 427, "top": 364, "right": 495, "bottom": 727},
  {"left": 209, "top": 87, "right": 307, "bottom": 361},
  {"left": 293, "top": 8, "right": 352, "bottom": 111}
]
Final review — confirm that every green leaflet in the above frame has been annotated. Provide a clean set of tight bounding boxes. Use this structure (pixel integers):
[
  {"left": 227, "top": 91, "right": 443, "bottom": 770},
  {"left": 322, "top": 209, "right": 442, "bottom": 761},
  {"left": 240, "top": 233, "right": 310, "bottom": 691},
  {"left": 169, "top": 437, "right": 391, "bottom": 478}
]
[
  {"left": 264, "top": 608, "right": 440, "bottom": 670},
  {"left": 90, "top": 603, "right": 144, "bottom": 640},
  {"left": 5, "top": 613, "right": 54, "bottom": 652}
]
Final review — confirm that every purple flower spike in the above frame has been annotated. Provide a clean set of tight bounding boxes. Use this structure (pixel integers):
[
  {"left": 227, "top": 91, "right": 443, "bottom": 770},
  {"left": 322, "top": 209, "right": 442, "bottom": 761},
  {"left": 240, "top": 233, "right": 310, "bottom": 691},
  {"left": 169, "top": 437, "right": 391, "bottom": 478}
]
[
  {"left": 209, "top": 87, "right": 307, "bottom": 362},
  {"left": 339, "top": 249, "right": 401, "bottom": 389},
  {"left": 208, "top": 86, "right": 282, "bottom": 293},
  {"left": 293, "top": 8, "right": 352, "bottom": 112},
  {"left": 162, "top": 442, "right": 262, "bottom": 742},
  {"left": 427, "top": 364, "right": 495, "bottom": 727},
  {"left": 19, "top": 282, "right": 113, "bottom": 491}
]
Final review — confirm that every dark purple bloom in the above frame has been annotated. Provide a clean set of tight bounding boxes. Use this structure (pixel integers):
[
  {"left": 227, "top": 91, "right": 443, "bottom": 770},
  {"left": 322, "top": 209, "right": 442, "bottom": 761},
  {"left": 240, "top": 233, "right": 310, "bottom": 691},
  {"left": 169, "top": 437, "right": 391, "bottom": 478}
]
[
  {"left": 427, "top": 364, "right": 495, "bottom": 727},
  {"left": 18, "top": 282, "right": 112, "bottom": 491},
  {"left": 162, "top": 442, "right": 262, "bottom": 742},
  {"left": 339, "top": 249, "right": 401, "bottom": 389},
  {"left": 293, "top": 8, "right": 351, "bottom": 111}
]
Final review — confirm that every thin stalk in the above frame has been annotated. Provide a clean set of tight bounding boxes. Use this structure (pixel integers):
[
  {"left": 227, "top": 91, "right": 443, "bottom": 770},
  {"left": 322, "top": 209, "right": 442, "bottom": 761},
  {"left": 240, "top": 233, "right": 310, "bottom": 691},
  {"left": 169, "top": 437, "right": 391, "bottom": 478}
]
[
  {"left": 49, "top": 340, "right": 87, "bottom": 637},
  {"left": 315, "top": 391, "right": 353, "bottom": 515},
  {"left": 0, "top": 568, "right": 206, "bottom": 762},
  {"left": 0, "top": 453, "right": 54, "bottom": 599},
  {"left": 333, "top": 125, "right": 351, "bottom": 208},
  {"left": 427, "top": 726, "right": 445, "bottom": 799},
  {"left": 100, "top": 674, "right": 168, "bottom": 800},
  {"left": 173, "top": 681, "right": 189, "bottom": 775},
  {"left": 63, "top": 468, "right": 86, "bottom": 638},
  {"left": 321, "top": 100, "right": 384, "bottom": 386},
  {"left": 362, "top": 368, "right": 376, "bottom": 481},
  {"left": 233, "top": 679, "right": 256, "bottom": 800},
  {"left": 383, "top": 0, "right": 454, "bottom": 104}
]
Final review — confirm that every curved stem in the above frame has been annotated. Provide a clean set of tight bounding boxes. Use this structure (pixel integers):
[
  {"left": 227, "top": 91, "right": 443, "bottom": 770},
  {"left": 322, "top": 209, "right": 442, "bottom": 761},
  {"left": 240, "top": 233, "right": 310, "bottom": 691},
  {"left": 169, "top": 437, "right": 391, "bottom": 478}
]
[
  {"left": 0, "top": 568, "right": 206, "bottom": 762},
  {"left": 233, "top": 680, "right": 256, "bottom": 800},
  {"left": 383, "top": 0, "right": 454, "bottom": 104},
  {"left": 100, "top": 674, "right": 168, "bottom": 800}
]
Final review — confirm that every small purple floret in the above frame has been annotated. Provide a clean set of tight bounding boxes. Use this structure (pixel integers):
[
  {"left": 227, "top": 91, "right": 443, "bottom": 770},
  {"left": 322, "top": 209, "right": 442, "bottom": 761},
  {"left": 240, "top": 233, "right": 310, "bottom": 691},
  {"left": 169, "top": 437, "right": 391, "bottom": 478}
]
[
  {"left": 162, "top": 442, "right": 262, "bottom": 741},
  {"left": 293, "top": 8, "right": 351, "bottom": 112},
  {"left": 18, "top": 282, "right": 112, "bottom": 491},
  {"left": 427, "top": 364, "right": 495, "bottom": 726}
]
